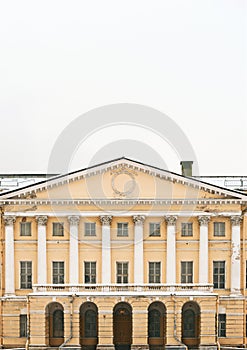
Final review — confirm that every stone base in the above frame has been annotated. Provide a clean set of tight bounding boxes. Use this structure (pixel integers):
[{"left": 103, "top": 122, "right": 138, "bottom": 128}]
[{"left": 199, "top": 346, "right": 217, "bottom": 350}]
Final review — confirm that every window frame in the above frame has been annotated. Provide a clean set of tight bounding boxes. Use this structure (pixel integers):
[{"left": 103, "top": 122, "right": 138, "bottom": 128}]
[
  {"left": 84, "top": 261, "right": 96, "bottom": 284},
  {"left": 149, "top": 262, "right": 161, "bottom": 283},
  {"left": 52, "top": 261, "right": 65, "bottom": 284},
  {"left": 116, "top": 262, "right": 128, "bottom": 283},
  {"left": 20, "top": 314, "right": 27, "bottom": 337},
  {"left": 117, "top": 223, "right": 129, "bottom": 237},
  {"left": 181, "top": 222, "right": 193, "bottom": 237},
  {"left": 213, "top": 222, "right": 226, "bottom": 237},
  {"left": 20, "top": 222, "right": 31, "bottom": 236},
  {"left": 149, "top": 223, "right": 161, "bottom": 237},
  {"left": 181, "top": 261, "right": 193, "bottom": 284},
  {"left": 52, "top": 222, "right": 64, "bottom": 237},
  {"left": 213, "top": 261, "right": 225, "bottom": 289},
  {"left": 84, "top": 222, "right": 96, "bottom": 237},
  {"left": 218, "top": 314, "right": 226, "bottom": 337},
  {"left": 20, "top": 261, "right": 32, "bottom": 289}
]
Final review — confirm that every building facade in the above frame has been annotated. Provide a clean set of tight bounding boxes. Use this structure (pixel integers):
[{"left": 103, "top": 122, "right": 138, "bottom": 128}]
[{"left": 0, "top": 157, "right": 247, "bottom": 350}]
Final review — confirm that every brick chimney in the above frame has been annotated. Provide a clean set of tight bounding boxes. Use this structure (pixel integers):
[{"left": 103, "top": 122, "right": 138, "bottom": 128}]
[{"left": 180, "top": 161, "right": 193, "bottom": 177}]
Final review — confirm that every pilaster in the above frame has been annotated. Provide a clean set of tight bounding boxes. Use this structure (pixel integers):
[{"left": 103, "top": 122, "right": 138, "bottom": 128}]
[
  {"left": 36, "top": 216, "right": 48, "bottom": 285},
  {"left": 198, "top": 216, "right": 210, "bottom": 284},
  {"left": 3, "top": 215, "right": 16, "bottom": 295}
]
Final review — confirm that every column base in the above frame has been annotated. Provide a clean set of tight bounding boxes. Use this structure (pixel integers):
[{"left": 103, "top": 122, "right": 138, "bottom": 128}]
[
  {"left": 199, "top": 346, "right": 217, "bottom": 350},
  {"left": 165, "top": 345, "right": 186, "bottom": 350}
]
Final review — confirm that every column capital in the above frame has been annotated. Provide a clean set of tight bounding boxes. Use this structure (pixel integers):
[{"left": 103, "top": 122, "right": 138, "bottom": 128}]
[
  {"left": 100, "top": 215, "right": 112, "bottom": 226},
  {"left": 35, "top": 215, "right": 48, "bottom": 226},
  {"left": 133, "top": 215, "right": 145, "bottom": 225},
  {"left": 165, "top": 215, "right": 177, "bottom": 226},
  {"left": 3, "top": 215, "right": 16, "bottom": 226},
  {"left": 198, "top": 216, "right": 210, "bottom": 226},
  {"left": 230, "top": 215, "right": 242, "bottom": 226},
  {"left": 68, "top": 215, "right": 80, "bottom": 226}
]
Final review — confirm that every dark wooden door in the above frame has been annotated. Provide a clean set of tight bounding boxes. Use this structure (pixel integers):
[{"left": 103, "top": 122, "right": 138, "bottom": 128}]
[{"left": 113, "top": 303, "right": 132, "bottom": 350}]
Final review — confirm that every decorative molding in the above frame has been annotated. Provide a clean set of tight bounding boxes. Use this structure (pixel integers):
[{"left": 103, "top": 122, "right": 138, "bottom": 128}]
[
  {"left": 111, "top": 166, "right": 137, "bottom": 197},
  {"left": 230, "top": 215, "right": 242, "bottom": 226},
  {"left": 35, "top": 215, "right": 48, "bottom": 226},
  {"left": 100, "top": 215, "right": 112, "bottom": 226},
  {"left": 198, "top": 216, "right": 211, "bottom": 226},
  {"left": 132, "top": 215, "right": 145, "bottom": 225},
  {"left": 165, "top": 215, "right": 177, "bottom": 226},
  {"left": 3, "top": 215, "right": 16, "bottom": 226},
  {"left": 68, "top": 215, "right": 80, "bottom": 226}
]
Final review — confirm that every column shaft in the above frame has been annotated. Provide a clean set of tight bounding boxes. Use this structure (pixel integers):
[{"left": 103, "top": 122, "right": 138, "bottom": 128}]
[
  {"left": 133, "top": 215, "right": 145, "bottom": 284},
  {"left": 230, "top": 215, "right": 242, "bottom": 294},
  {"left": 165, "top": 216, "right": 177, "bottom": 284},
  {"left": 36, "top": 216, "right": 48, "bottom": 285},
  {"left": 4, "top": 216, "right": 16, "bottom": 295},
  {"left": 68, "top": 216, "right": 80, "bottom": 284},
  {"left": 198, "top": 216, "right": 210, "bottom": 284},
  {"left": 100, "top": 216, "right": 112, "bottom": 284}
]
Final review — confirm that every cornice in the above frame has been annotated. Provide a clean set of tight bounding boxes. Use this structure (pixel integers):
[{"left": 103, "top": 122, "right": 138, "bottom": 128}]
[{"left": 0, "top": 198, "right": 246, "bottom": 206}]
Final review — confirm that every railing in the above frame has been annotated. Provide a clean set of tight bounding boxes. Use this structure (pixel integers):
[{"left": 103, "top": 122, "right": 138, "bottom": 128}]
[{"left": 32, "top": 283, "right": 214, "bottom": 293}]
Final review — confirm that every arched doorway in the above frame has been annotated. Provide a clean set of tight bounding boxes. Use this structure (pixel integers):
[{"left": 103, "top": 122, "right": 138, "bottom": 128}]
[
  {"left": 182, "top": 302, "right": 200, "bottom": 348},
  {"left": 113, "top": 302, "right": 132, "bottom": 350},
  {"left": 80, "top": 302, "right": 98, "bottom": 350},
  {"left": 45, "top": 302, "right": 64, "bottom": 347},
  {"left": 148, "top": 302, "right": 166, "bottom": 350}
]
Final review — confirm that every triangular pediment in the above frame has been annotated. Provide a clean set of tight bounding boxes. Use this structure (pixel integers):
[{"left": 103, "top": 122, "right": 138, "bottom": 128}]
[{"left": 0, "top": 157, "right": 246, "bottom": 203}]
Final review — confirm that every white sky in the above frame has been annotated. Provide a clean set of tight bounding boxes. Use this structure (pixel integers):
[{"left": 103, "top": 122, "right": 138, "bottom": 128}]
[{"left": 0, "top": 0, "right": 246, "bottom": 175}]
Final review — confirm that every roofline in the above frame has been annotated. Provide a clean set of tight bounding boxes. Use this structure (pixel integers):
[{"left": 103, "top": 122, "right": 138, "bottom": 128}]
[{"left": 1, "top": 156, "right": 247, "bottom": 199}]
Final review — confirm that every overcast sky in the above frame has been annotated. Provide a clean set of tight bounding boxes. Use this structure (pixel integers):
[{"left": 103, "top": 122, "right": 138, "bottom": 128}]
[{"left": 0, "top": 0, "right": 246, "bottom": 176}]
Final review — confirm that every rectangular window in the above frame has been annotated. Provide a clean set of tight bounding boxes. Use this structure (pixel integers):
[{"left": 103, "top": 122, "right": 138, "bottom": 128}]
[
  {"left": 20, "top": 261, "right": 32, "bottom": 289},
  {"left": 213, "top": 261, "right": 225, "bottom": 289},
  {"left": 85, "top": 222, "right": 96, "bottom": 236},
  {"left": 20, "top": 315, "right": 27, "bottom": 337},
  {"left": 181, "top": 222, "right": 193, "bottom": 236},
  {"left": 181, "top": 261, "right": 193, "bottom": 283},
  {"left": 117, "top": 223, "right": 128, "bottom": 237},
  {"left": 52, "top": 261, "right": 64, "bottom": 284},
  {"left": 214, "top": 222, "right": 225, "bottom": 236},
  {"left": 149, "top": 223, "right": 161, "bottom": 237},
  {"left": 218, "top": 314, "right": 226, "bottom": 337},
  {"left": 20, "top": 222, "right": 31, "bottom": 236},
  {"left": 116, "top": 262, "right": 128, "bottom": 283},
  {"left": 52, "top": 222, "right": 64, "bottom": 236},
  {"left": 84, "top": 262, "right": 96, "bottom": 283},
  {"left": 149, "top": 262, "right": 161, "bottom": 283}
]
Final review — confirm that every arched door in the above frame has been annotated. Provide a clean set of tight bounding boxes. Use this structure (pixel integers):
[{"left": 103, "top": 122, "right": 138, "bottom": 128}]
[
  {"left": 80, "top": 302, "right": 98, "bottom": 350},
  {"left": 113, "top": 302, "right": 132, "bottom": 350},
  {"left": 45, "top": 302, "right": 64, "bottom": 347},
  {"left": 182, "top": 302, "right": 200, "bottom": 348},
  {"left": 148, "top": 302, "right": 166, "bottom": 350}
]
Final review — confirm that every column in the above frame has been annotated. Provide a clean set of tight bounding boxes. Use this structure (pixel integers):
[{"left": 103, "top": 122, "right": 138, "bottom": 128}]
[
  {"left": 230, "top": 215, "right": 242, "bottom": 294},
  {"left": 36, "top": 216, "right": 48, "bottom": 285},
  {"left": 198, "top": 216, "right": 210, "bottom": 284},
  {"left": 165, "top": 216, "right": 177, "bottom": 284},
  {"left": 68, "top": 215, "right": 80, "bottom": 284},
  {"left": 3, "top": 215, "right": 16, "bottom": 295},
  {"left": 100, "top": 215, "right": 112, "bottom": 284},
  {"left": 133, "top": 215, "right": 145, "bottom": 284}
]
